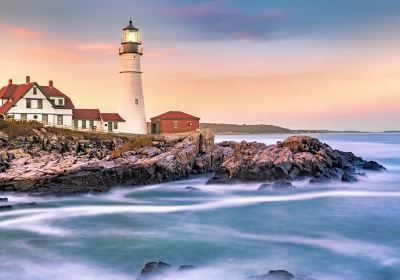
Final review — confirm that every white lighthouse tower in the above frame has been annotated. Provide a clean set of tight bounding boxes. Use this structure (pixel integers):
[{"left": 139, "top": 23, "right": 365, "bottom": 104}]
[{"left": 117, "top": 20, "right": 147, "bottom": 134}]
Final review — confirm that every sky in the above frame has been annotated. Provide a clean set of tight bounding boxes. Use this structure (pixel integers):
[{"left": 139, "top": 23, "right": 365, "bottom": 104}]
[{"left": 0, "top": 0, "right": 399, "bottom": 131}]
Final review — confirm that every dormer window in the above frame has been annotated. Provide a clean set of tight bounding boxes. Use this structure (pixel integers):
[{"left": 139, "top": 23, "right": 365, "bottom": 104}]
[{"left": 58, "top": 99, "right": 64, "bottom": 106}]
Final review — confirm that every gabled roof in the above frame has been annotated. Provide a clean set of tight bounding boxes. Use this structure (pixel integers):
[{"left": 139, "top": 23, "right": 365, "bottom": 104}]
[
  {"left": 41, "top": 85, "right": 67, "bottom": 97},
  {"left": 100, "top": 113, "right": 125, "bottom": 122},
  {"left": 151, "top": 111, "right": 200, "bottom": 120},
  {"left": 0, "top": 83, "right": 35, "bottom": 114},
  {"left": 41, "top": 86, "right": 75, "bottom": 109},
  {"left": 73, "top": 109, "right": 101, "bottom": 121},
  {"left": 0, "top": 81, "right": 75, "bottom": 113}
]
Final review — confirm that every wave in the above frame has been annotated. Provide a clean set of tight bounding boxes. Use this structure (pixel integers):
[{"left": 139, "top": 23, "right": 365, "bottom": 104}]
[{"left": 1, "top": 190, "right": 400, "bottom": 236}]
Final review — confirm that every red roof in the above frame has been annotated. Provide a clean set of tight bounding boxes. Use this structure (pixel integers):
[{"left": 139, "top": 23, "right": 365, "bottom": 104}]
[
  {"left": 0, "top": 81, "right": 75, "bottom": 113},
  {"left": 40, "top": 86, "right": 66, "bottom": 97},
  {"left": 0, "top": 83, "right": 35, "bottom": 114},
  {"left": 100, "top": 113, "right": 125, "bottom": 122},
  {"left": 151, "top": 111, "right": 200, "bottom": 120},
  {"left": 73, "top": 109, "right": 101, "bottom": 120},
  {"left": 41, "top": 86, "right": 75, "bottom": 109}
]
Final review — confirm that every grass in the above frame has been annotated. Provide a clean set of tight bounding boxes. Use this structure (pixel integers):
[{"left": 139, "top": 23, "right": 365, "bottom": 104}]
[
  {"left": 111, "top": 136, "right": 153, "bottom": 158},
  {"left": 0, "top": 120, "right": 128, "bottom": 141}
]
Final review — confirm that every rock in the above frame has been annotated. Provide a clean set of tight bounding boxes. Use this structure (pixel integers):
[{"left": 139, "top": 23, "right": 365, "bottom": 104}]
[
  {"left": 249, "top": 270, "right": 294, "bottom": 279},
  {"left": 258, "top": 183, "right": 271, "bottom": 191},
  {"left": 209, "top": 135, "right": 385, "bottom": 185},
  {"left": 0, "top": 205, "right": 12, "bottom": 210},
  {"left": 178, "top": 265, "right": 196, "bottom": 271},
  {"left": 0, "top": 132, "right": 385, "bottom": 195},
  {"left": 341, "top": 172, "right": 358, "bottom": 183},
  {"left": 272, "top": 181, "right": 294, "bottom": 189},
  {"left": 0, "top": 197, "right": 8, "bottom": 201},
  {"left": 258, "top": 182, "right": 294, "bottom": 191},
  {"left": 185, "top": 186, "right": 200, "bottom": 191},
  {"left": 361, "top": 161, "right": 386, "bottom": 171},
  {"left": 138, "top": 262, "right": 172, "bottom": 279}
]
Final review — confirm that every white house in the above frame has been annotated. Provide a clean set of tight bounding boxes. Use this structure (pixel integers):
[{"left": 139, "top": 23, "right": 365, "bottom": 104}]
[
  {"left": 0, "top": 76, "right": 74, "bottom": 126},
  {"left": 0, "top": 76, "right": 125, "bottom": 133}
]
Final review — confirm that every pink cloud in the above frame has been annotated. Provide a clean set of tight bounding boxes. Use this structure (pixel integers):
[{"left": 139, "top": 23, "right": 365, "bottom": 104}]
[
  {"left": 75, "top": 43, "right": 117, "bottom": 53},
  {"left": 0, "top": 22, "right": 41, "bottom": 39},
  {"left": 144, "top": 51, "right": 162, "bottom": 58}
]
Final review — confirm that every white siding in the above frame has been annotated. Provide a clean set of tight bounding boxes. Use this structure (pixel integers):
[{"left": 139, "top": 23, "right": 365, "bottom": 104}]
[{"left": 6, "top": 85, "right": 73, "bottom": 127}]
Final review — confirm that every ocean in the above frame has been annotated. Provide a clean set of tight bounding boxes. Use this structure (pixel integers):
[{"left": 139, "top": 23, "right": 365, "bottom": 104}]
[{"left": 0, "top": 133, "right": 399, "bottom": 280}]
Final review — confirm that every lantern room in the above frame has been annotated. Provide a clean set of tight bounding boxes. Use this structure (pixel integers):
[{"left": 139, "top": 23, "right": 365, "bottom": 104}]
[{"left": 122, "top": 20, "right": 141, "bottom": 44}]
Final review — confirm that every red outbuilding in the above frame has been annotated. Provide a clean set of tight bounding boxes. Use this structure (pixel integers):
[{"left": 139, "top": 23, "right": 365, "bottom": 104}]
[{"left": 150, "top": 111, "right": 200, "bottom": 134}]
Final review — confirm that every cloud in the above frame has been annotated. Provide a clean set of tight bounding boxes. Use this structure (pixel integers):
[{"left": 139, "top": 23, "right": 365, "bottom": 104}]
[
  {"left": 143, "top": 48, "right": 181, "bottom": 58},
  {"left": 167, "top": 1, "right": 287, "bottom": 41},
  {"left": 75, "top": 43, "right": 117, "bottom": 54},
  {"left": 0, "top": 22, "right": 41, "bottom": 39}
]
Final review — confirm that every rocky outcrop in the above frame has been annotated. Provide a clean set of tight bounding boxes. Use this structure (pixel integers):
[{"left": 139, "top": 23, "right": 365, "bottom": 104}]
[
  {"left": 207, "top": 136, "right": 385, "bottom": 184},
  {"left": 136, "top": 262, "right": 316, "bottom": 280},
  {"left": 0, "top": 129, "right": 223, "bottom": 195},
  {"left": 0, "top": 131, "right": 385, "bottom": 195}
]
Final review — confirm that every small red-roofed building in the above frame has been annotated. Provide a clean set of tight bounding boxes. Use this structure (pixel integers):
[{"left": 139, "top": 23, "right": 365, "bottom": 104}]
[{"left": 150, "top": 111, "right": 200, "bottom": 134}]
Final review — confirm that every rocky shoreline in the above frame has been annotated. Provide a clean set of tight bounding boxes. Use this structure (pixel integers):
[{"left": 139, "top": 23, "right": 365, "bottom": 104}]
[
  {"left": 136, "top": 261, "right": 317, "bottom": 280},
  {"left": 0, "top": 126, "right": 385, "bottom": 195}
]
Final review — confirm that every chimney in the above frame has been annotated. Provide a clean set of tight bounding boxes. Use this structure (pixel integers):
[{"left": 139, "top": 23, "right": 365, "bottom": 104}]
[
  {"left": 26, "top": 76, "right": 30, "bottom": 84},
  {"left": 49, "top": 80, "right": 53, "bottom": 87},
  {"left": 8, "top": 79, "right": 12, "bottom": 85}
]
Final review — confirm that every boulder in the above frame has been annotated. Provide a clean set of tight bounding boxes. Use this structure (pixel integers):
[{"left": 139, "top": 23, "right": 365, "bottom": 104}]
[
  {"left": 138, "top": 262, "right": 172, "bottom": 279},
  {"left": 341, "top": 172, "right": 358, "bottom": 183},
  {"left": 0, "top": 205, "right": 12, "bottom": 210},
  {"left": 178, "top": 265, "right": 196, "bottom": 271},
  {"left": 361, "top": 161, "right": 385, "bottom": 171},
  {"left": 272, "top": 181, "right": 295, "bottom": 189},
  {"left": 185, "top": 186, "right": 200, "bottom": 191},
  {"left": 258, "top": 182, "right": 294, "bottom": 191},
  {"left": 249, "top": 270, "right": 295, "bottom": 279},
  {"left": 249, "top": 270, "right": 316, "bottom": 280}
]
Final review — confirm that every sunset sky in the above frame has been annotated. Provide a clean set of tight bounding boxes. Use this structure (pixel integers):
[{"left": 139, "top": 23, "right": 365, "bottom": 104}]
[{"left": 0, "top": 0, "right": 399, "bottom": 131}]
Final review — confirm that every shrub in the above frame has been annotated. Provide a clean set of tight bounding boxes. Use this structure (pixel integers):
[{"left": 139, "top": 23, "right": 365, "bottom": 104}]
[
  {"left": 0, "top": 120, "right": 43, "bottom": 139},
  {"left": 111, "top": 136, "right": 153, "bottom": 158}
]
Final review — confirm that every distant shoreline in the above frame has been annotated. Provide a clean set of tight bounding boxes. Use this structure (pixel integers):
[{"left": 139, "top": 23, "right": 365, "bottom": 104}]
[{"left": 200, "top": 123, "right": 399, "bottom": 135}]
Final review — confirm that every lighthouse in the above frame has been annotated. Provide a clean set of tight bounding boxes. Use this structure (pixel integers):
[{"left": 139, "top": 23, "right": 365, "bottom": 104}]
[{"left": 117, "top": 20, "right": 147, "bottom": 134}]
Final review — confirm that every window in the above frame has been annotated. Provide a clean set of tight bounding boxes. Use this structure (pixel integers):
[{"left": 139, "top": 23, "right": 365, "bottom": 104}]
[
  {"left": 20, "top": 114, "right": 27, "bottom": 121},
  {"left": 33, "top": 87, "right": 37, "bottom": 95},
  {"left": 82, "top": 120, "right": 87, "bottom": 129},
  {"left": 58, "top": 99, "right": 64, "bottom": 106},
  {"left": 57, "top": 115, "right": 63, "bottom": 125},
  {"left": 89, "top": 120, "right": 94, "bottom": 128},
  {"left": 173, "top": 121, "right": 178, "bottom": 129},
  {"left": 135, "top": 99, "right": 139, "bottom": 105},
  {"left": 113, "top": 122, "right": 118, "bottom": 130},
  {"left": 187, "top": 121, "right": 193, "bottom": 128},
  {"left": 26, "top": 99, "right": 31, "bottom": 108},
  {"left": 37, "top": 99, "right": 43, "bottom": 109},
  {"left": 42, "top": 114, "right": 48, "bottom": 125},
  {"left": 73, "top": 120, "right": 78, "bottom": 129}
]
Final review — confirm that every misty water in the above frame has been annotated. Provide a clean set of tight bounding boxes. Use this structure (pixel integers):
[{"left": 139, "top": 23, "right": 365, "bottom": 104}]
[{"left": 1, "top": 133, "right": 400, "bottom": 280}]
